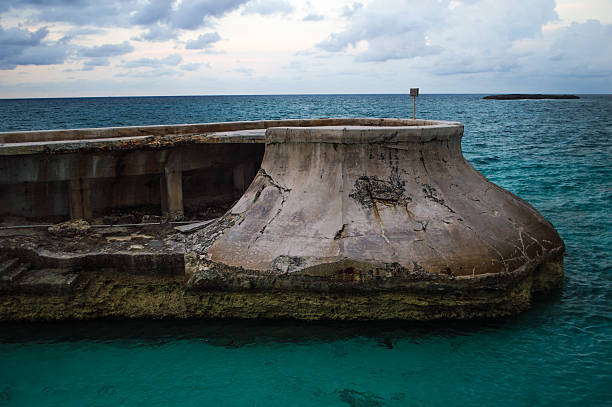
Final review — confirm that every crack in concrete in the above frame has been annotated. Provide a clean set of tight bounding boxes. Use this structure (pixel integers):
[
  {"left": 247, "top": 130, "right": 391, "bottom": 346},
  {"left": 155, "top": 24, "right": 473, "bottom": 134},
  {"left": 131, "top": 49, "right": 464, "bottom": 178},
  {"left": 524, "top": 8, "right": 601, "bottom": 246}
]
[
  {"left": 419, "top": 148, "right": 429, "bottom": 174},
  {"left": 258, "top": 168, "right": 291, "bottom": 193},
  {"left": 421, "top": 183, "right": 456, "bottom": 213},
  {"left": 251, "top": 169, "right": 292, "bottom": 247},
  {"left": 462, "top": 222, "right": 509, "bottom": 272}
]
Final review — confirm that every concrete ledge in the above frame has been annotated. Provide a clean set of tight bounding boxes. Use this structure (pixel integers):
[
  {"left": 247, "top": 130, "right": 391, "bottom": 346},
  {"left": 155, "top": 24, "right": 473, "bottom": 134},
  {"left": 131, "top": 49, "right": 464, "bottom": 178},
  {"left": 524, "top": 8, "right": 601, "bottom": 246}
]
[
  {"left": 0, "top": 118, "right": 437, "bottom": 144},
  {"left": 266, "top": 123, "right": 463, "bottom": 144}
]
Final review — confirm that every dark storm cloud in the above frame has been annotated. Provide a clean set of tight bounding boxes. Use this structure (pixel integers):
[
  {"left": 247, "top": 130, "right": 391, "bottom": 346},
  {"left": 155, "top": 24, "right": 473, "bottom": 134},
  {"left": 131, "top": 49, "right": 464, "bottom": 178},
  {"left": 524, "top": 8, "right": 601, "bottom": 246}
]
[
  {"left": 130, "top": 0, "right": 173, "bottom": 25},
  {"left": 3, "top": 0, "right": 249, "bottom": 30},
  {"left": 0, "top": 25, "right": 68, "bottom": 69},
  {"left": 171, "top": 0, "right": 249, "bottom": 29},
  {"left": 4, "top": 0, "right": 137, "bottom": 26}
]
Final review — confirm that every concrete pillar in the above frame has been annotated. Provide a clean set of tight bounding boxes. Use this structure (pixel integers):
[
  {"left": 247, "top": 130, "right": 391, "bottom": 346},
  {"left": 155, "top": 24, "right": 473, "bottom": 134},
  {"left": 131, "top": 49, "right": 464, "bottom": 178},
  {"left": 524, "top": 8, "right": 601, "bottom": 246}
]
[
  {"left": 161, "top": 153, "right": 183, "bottom": 220},
  {"left": 69, "top": 178, "right": 92, "bottom": 220}
]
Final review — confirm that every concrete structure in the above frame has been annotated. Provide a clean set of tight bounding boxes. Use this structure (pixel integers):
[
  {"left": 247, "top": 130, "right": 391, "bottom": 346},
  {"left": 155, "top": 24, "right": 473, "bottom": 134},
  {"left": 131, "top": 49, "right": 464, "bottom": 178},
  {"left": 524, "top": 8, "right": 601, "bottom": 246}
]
[
  {"left": 0, "top": 118, "right": 565, "bottom": 321},
  {"left": 0, "top": 123, "right": 270, "bottom": 221}
]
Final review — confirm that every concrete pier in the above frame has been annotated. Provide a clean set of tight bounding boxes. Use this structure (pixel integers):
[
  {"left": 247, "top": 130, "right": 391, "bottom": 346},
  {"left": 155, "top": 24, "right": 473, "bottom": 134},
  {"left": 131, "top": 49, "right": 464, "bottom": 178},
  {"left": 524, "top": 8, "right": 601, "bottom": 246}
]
[{"left": 0, "top": 118, "right": 565, "bottom": 321}]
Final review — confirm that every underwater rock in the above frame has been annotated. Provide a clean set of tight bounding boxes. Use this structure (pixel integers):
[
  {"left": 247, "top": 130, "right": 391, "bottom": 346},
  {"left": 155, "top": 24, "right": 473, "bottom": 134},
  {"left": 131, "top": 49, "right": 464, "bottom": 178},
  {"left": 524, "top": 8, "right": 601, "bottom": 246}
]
[{"left": 483, "top": 94, "right": 579, "bottom": 100}]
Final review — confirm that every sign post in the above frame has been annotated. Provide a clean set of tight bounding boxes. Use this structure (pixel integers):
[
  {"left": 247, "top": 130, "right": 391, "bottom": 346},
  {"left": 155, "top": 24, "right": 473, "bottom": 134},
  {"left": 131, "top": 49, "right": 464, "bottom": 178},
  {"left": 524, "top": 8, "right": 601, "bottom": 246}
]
[{"left": 410, "top": 88, "right": 419, "bottom": 120}]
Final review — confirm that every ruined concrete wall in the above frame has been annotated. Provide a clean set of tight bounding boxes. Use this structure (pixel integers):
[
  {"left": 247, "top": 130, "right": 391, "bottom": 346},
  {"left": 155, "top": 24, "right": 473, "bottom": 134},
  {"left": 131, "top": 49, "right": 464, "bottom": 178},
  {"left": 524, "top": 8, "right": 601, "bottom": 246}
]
[{"left": 0, "top": 144, "right": 264, "bottom": 221}]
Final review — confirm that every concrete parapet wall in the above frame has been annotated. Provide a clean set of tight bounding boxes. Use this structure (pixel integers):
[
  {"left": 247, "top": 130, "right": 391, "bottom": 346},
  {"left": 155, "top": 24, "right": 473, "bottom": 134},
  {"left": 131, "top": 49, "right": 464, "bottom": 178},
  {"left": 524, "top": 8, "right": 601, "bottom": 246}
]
[{"left": 0, "top": 118, "right": 444, "bottom": 143}]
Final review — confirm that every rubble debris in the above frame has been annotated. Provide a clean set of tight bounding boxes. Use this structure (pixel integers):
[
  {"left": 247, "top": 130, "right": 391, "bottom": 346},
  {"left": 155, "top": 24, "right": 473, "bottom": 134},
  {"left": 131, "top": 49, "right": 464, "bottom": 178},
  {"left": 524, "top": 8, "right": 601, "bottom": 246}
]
[{"left": 48, "top": 219, "right": 91, "bottom": 237}]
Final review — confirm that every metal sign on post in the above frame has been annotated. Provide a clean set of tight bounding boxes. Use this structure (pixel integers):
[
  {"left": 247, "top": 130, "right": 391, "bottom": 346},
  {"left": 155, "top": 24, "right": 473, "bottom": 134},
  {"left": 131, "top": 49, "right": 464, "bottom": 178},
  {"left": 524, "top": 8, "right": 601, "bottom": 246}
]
[{"left": 410, "top": 88, "right": 419, "bottom": 120}]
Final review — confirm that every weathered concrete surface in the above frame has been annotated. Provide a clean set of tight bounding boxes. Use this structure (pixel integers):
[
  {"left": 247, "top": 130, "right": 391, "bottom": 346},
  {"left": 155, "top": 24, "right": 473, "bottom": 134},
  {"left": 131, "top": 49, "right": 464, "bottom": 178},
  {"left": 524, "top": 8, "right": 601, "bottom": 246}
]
[
  {"left": 202, "top": 123, "right": 564, "bottom": 275},
  {"left": 0, "top": 118, "right": 565, "bottom": 321},
  {"left": 181, "top": 120, "right": 565, "bottom": 318}
]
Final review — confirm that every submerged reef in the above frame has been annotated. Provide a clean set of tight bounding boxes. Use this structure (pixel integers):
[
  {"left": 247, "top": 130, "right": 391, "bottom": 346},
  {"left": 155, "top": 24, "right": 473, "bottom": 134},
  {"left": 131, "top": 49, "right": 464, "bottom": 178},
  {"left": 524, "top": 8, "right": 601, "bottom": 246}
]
[{"left": 483, "top": 94, "right": 579, "bottom": 100}]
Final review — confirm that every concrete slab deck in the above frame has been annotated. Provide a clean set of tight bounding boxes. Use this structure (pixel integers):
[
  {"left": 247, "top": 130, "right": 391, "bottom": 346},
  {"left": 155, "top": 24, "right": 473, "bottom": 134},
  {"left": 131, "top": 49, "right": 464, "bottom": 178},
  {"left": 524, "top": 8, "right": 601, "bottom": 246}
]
[{"left": 0, "top": 129, "right": 267, "bottom": 156}]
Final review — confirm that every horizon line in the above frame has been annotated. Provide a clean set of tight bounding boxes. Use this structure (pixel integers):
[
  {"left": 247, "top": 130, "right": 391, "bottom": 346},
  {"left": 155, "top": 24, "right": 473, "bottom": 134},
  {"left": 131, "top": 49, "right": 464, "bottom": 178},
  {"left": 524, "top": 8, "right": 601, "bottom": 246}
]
[{"left": 1, "top": 92, "right": 608, "bottom": 100}]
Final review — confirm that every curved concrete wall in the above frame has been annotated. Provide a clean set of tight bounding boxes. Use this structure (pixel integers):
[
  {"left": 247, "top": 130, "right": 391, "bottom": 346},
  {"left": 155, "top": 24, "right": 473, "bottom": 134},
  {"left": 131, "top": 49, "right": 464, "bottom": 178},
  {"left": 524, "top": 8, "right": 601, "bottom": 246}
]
[{"left": 204, "top": 120, "right": 564, "bottom": 279}]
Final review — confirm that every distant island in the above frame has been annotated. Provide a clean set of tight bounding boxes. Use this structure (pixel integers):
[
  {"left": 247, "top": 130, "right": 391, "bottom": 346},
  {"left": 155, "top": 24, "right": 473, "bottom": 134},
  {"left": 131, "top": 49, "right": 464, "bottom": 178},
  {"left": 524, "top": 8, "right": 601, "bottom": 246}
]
[{"left": 483, "top": 94, "right": 580, "bottom": 100}]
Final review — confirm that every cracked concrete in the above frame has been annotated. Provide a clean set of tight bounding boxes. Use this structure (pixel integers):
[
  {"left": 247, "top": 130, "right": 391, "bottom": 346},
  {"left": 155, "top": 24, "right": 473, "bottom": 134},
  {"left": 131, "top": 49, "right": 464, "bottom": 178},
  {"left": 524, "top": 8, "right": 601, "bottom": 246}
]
[{"left": 190, "top": 121, "right": 564, "bottom": 314}]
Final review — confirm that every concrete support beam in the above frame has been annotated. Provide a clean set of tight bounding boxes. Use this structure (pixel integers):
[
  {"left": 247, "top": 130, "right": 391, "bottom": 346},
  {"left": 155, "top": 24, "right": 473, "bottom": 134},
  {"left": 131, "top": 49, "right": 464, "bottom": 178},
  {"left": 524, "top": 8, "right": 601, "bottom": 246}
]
[
  {"left": 161, "top": 154, "right": 183, "bottom": 220},
  {"left": 68, "top": 178, "right": 92, "bottom": 220},
  {"left": 233, "top": 163, "right": 247, "bottom": 198}
]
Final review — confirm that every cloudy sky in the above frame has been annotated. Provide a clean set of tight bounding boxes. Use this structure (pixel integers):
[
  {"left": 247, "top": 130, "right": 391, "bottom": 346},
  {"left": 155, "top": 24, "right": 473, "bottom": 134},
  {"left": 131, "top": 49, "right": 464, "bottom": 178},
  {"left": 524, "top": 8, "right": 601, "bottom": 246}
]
[{"left": 0, "top": 0, "right": 611, "bottom": 97}]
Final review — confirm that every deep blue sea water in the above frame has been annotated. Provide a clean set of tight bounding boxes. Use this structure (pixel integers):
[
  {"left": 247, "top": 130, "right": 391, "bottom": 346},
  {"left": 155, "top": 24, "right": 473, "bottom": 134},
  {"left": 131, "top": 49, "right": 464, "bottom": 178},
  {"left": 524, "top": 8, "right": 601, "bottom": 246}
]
[{"left": 0, "top": 94, "right": 611, "bottom": 406}]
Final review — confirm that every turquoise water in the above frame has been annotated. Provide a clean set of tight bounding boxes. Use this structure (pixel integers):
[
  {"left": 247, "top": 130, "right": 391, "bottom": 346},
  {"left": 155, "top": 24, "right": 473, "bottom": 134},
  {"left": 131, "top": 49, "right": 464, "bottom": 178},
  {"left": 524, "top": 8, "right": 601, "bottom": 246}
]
[{"left": 1, "top": 95, "right": 611, "bottom": 406}]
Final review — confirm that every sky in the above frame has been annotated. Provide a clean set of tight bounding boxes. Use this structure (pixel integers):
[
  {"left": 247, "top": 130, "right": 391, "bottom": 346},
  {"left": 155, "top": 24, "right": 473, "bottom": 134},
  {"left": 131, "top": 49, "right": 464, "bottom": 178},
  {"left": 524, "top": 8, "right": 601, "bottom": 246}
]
[{"left": 0, "top": 0, "right": 611, "bottom": 97}]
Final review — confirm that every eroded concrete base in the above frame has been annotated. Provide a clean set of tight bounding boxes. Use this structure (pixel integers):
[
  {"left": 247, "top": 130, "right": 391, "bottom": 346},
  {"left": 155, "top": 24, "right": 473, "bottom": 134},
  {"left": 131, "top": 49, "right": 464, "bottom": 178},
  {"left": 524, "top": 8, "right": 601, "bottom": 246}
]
[{"left": 0, "top": 221, "right": 563, "bottom": 321}]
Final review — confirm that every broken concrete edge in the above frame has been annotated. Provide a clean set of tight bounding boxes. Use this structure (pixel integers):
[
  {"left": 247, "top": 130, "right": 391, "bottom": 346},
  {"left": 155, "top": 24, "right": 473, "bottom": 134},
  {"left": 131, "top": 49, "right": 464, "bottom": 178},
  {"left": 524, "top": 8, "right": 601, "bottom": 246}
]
[
  {"left": 0, "top": 210, "right": 563, "bottom": 321},
  {"left": 183, "top": 246, "right": 564, "bottom": 294},
  {"left": 0, "top": 232, "right": 564, "bottom": 294},
  {"left": 0, "top": 256, "right": 563, "bottom": 321},
  {"left": 0, "top": 246, "right": 184, "bottom": 277},
  {"left": 0, "top": 117, "right": 458, "bottom": 144},
  {"left": 0, "top": 131, "right": 266, "bottom": 156},
  {"left": 174, "top": 219, "right": 217, "bottom": 233}
]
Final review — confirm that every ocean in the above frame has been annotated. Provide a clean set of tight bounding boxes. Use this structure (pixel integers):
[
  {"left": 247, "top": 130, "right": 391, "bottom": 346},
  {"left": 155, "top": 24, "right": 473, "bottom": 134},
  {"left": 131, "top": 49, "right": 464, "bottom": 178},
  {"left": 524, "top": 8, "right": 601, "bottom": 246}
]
[{"left": 0, "top": 94, "right": 611, "bottom": 406}]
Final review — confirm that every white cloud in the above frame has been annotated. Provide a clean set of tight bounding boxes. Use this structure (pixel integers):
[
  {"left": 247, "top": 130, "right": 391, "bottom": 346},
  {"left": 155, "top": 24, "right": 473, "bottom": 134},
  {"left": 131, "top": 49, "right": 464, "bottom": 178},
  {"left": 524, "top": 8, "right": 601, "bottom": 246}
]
[
  {"left": 318, "top": 0, "right": 445, "bottom": 61},
  {"left": 135, "top": 24, "right": 177, "bottom": 42},
  {"left": 241, "top": 0, "right": 294, "bottom": 16},
  {"left": 79, "top": 42, "right": 134, "bottom": 58},
  {"left": 78, "top": 41, "right": 134, "bottom": 71},
  {"left": 341, "top": 2, "right": 362, "bottom": 18},
  {"left": 180, "top": 62, "right": 210, "bottom": 71},
  {"left": 185, "top": 32, "right": 222, "bottom": 50},
  {"left": 302, "top": 13, "right": 324, "bottom": 22},
  {"left": 122, "top": 54, "right": 182, "bottom": 68}
]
